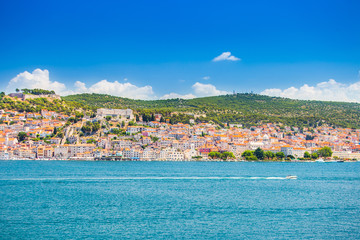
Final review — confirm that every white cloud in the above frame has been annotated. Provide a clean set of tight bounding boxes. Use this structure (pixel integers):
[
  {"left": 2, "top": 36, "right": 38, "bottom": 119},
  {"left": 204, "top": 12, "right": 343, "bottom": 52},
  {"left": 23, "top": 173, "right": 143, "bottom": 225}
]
[
  {"left": 160, "top": 82, "right": 229, "bottom": 99},
  {"left": 212, "top": 52, "right": 241, "bottom": 62},
  {"left": 75, "top": 80, "right": 156, "bottom": 100},
  {"left": 261, "top": 79, "right": 360, "bottom": 102},
  {"left": 5, "top": 69, "right": 156, "bottom": 100},
  {"left": 6, "top": 69, "right": 230, "bottom": 100},
  {"left": 160, "top": 93, "right": 196, "bottom": 100},
  {"left": 74, "top": 81, "right": 87, "bottom": 92},
  {"left": 6, "top": 69, "right": 69, "bottom": 95},
  {"left": 192, "top": 82, "right": 230, "bottom": 97},
  {"left": 202, "top": 76, "right": 210, "bottom": 80}
]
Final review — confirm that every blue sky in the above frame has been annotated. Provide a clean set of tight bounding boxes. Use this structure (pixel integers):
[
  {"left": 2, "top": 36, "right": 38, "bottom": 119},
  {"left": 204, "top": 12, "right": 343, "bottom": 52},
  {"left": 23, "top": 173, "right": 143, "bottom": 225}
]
[{"left": 0, "top": 0, "right": 359, "bottom": 101}]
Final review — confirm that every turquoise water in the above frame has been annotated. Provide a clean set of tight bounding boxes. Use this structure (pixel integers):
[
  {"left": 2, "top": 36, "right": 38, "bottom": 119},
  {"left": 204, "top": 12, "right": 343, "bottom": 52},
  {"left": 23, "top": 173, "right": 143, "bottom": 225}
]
[{"left": 1, "top": 161, "right": 360, "bottom": 239}]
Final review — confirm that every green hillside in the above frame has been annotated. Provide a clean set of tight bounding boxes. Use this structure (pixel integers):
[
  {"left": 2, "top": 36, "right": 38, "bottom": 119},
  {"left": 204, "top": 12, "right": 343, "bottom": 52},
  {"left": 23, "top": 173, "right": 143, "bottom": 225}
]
[
  {"left": 63, "top": 93, "right": 360, "bottom": 128},
  {"left": 0, "top": 93, "right": 92, "bottom": 116}
]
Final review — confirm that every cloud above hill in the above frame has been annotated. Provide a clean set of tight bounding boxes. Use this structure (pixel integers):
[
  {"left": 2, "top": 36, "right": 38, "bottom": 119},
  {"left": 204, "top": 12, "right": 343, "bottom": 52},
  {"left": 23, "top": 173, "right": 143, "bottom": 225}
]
[
  {"left": 5, "top": 69, "right": 231, "bottom": 100},
  {"left": 192, "top": 82, "right": 229, "bottom": 97},
  {"left": 261, "top": 79, "right": 360, "bottom": 102},
  {"left": 6, "top": 69, "right": 69, "bottom": 95},
  {"left": 160, "top": 82, "right": 230, "bottom": 100},
  {"left": 160, "top": 92, "right": 196, "bottom": 100},
  {"left": 74, "top": 80, "right": 155, "bottom": 100},
  {"left": 10, "top": 69, "right": 359, "bottom": 103},
  {"left": 5, "top": 69, "right": 156, "bottom": 99}
]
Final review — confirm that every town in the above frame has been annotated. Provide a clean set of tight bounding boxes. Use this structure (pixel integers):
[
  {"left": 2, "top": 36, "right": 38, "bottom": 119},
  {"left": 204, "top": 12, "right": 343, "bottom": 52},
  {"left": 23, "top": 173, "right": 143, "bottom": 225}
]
[{"left": 0, "top": 103, "right": 359, "bottom": 161}]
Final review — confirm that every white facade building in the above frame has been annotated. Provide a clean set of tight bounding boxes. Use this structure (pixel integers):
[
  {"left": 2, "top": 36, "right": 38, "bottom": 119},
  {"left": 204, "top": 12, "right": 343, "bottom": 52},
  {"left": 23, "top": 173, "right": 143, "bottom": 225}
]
[{"left": 97, "top": 108, "right": 134, "bottom": 120}]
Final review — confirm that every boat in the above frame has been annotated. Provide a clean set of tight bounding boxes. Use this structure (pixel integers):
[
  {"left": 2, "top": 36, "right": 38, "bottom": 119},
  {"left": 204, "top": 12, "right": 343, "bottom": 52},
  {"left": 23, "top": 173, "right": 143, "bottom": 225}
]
[
  {"left": 315, "top": 158, "right": 325, "bottom": 162},
  {"left": 286, "top": 175, "right": 297, "bottom": 179}
]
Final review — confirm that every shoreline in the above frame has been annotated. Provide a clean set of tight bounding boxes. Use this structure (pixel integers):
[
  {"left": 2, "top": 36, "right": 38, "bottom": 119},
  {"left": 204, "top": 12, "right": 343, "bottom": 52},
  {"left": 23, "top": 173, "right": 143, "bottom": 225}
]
[{"left": 0, "top": 159, "right": 358, "bottom": 163}]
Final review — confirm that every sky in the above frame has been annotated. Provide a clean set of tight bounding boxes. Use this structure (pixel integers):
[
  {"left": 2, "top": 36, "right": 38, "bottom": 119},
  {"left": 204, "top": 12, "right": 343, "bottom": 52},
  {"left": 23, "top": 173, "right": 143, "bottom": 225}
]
[{"left": 0, "top": 0, "right": 359, "bottom": 101}]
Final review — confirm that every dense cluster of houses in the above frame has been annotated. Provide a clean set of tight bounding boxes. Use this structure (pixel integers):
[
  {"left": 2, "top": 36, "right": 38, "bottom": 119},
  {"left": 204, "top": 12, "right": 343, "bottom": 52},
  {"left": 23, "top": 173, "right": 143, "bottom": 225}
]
[{"left": 0, "top": 108, "right": 360, "bottom": 161}]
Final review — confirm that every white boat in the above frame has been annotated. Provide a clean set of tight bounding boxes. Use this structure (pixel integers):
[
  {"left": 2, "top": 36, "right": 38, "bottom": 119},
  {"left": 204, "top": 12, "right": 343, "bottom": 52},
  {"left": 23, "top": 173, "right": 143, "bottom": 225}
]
[
  {"left": 315, "top": 158, "right": 325, "bottom": 162},
  {"left": 286, "top": 175, "right": 297, "bottom": 179}
]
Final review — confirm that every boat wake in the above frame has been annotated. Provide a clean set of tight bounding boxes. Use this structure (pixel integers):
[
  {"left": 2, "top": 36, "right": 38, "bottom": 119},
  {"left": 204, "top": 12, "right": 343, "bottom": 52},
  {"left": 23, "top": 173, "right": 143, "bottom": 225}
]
[{"left": 0, "top": 176, "right": 292, "bottom": 181}]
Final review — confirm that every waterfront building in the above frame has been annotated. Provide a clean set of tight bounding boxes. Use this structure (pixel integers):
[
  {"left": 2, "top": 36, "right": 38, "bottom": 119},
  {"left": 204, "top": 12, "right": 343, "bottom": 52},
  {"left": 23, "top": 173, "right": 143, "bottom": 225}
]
[
  {"left": 54, "top": 145, "right": 69, "bottom": 158},
  {"left": 69, "top": 144, "right": 96, "bottom": 157},
  {"left": 281, "top": 145, "right": 293, "bottom": 156},
  {"left": 333, "top": 151, "right": 360, "bottom": 160}
]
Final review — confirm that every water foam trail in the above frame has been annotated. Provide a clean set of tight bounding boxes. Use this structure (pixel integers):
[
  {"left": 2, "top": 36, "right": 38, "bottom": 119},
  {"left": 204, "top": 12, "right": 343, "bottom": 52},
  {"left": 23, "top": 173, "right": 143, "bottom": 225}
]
[{"left": 0, "top": 176, "right": 288, "bottom": 181}]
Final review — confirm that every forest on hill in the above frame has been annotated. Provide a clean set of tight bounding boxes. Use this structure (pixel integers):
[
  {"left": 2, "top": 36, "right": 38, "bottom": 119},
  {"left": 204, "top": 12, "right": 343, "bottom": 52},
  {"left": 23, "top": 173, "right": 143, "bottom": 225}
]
[
  {"left": 1, "top": 89, "right": 360, "bottom": 128},
  {"left": 0, "top": 92, "right": 92, "bottom": 116},
  {"left": 63, "top": 93, "right": 360, "bottom": 128}
]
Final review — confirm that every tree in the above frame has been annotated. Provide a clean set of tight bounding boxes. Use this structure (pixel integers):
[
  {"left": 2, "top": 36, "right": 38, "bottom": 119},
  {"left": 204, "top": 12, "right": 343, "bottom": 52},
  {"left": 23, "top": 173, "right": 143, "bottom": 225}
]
[
  {"left": 17, "top": 132, "right": 27, "bottom": 142},
  {"left": 265, "top": 151, "right": 275, "bottom": 160},
  {"left": 241, "top": 150, "right": 253, "bottom": 158},
  {"left": 92, "top": 122, "right": 100, "bottom": 132},
  {"left": 304, "top": 151, "right": 311, "bottom": 159},
  {"left": 241, "top": 150, "right": 257, "bottom": 161},
  {"left": 151, "top": 136, "right": 159, "bottom": 142},
  {"left": 246, "top": 155, "right": 258, "bottom": 161},
  {"left": 287, "top": 155, "right": 295, "bottom": 160},
  {"left": 209, "top": 151, "right": 235, "bottom": 160},
  {"left": 86, "top": 138, "right": 96, "bottom": 144},
  {"left": 305, "top": 135, "right": 314, "bottom": 140},
  {"left": 20, "top": 88, "right": 55, "bottom": 95},
  {"left": 57, "top": 132, "right": 64, "bottom": 138},
  {"left": 311, "top": 152, "right": 318, "bottom": 159},
  {"left": 16, "top": 88, "right": 20, "bottom": 93},
  {"left": 276, "top": 152, "right": 285, "bottom": 159},
  {"left": 221, "top": 152, "right": 235, "bottom": 160},
  {"left": 142, "top": 113, "right": 149, "bottom": 122},
  {"left": 111, "top": 128, "right": 122, "bottom": 135},
  {"left": 68, "top": 117, "right": 77, "bottom": 123},
  {"left": 209, "top": 151, "right": 221, "bottom": 159},
  {"left": 75, "top": 112, "right": 84, "bottom": 119},
  {"left": 254, "top": 147, "right": 265, "bottom": 160},
  {"left": 317, "top": 146, "right": 332, "bottom": 158},
  {"left": 81, "top": 125, "right": 92, "bottom": 134}
]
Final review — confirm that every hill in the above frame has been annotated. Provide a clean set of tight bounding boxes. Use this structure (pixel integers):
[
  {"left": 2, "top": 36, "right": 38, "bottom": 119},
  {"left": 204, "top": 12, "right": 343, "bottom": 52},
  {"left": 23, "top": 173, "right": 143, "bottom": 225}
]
[
  {"left": 63, "top": 93, "right": 360, "bottom": 128},
  {"left": 0, "top": 93, "right": 92, "bottom": 116}
]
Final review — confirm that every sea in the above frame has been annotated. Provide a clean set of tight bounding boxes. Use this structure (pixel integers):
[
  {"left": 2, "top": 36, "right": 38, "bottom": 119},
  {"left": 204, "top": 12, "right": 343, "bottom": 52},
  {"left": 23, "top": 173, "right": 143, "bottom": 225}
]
[{"left": 0, "top": 160, "right": 359, "bottom": 239}]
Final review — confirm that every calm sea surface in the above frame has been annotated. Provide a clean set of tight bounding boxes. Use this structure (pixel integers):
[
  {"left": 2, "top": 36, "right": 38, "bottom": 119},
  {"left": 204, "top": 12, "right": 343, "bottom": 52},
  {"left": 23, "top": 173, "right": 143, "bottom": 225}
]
[{"left": 0, "top": 161, "right": 359, "bottom": 239}]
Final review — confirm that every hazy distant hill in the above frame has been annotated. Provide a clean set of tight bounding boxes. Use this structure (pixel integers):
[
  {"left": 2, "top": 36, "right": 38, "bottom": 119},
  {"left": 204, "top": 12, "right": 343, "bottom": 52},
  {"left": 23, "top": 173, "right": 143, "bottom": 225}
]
[{"left": 63, "top": 93, "right": 360, "bottom": 128}]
